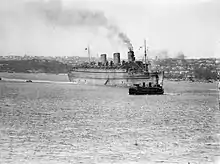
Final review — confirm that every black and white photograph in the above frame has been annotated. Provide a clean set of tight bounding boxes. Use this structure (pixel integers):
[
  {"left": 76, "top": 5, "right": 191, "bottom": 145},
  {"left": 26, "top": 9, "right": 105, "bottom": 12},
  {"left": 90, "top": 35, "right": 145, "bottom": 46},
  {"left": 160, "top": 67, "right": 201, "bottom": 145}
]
[{"left": 0, "top": 0, "right": 220, "bottom": 163}]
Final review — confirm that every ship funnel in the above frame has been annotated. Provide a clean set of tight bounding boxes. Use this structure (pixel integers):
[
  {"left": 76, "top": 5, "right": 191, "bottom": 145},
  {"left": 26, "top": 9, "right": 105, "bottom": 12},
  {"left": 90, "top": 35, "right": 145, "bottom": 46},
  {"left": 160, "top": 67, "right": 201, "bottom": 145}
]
[
  {"left": 100, "top": 54, "right": 107, "bottom": 65},
  {"left": 128, "top": 50, "right": 135, "bottom": 62},
  {"left": 113, "top": 53, "right": 120, "bottom": 65}
]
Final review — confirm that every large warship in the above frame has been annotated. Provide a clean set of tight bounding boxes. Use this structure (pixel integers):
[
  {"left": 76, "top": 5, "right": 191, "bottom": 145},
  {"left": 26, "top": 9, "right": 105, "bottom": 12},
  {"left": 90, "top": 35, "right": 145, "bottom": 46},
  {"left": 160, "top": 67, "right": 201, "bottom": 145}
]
[{"left": 67, "top": 40, "right": 164, "bottom": 87}]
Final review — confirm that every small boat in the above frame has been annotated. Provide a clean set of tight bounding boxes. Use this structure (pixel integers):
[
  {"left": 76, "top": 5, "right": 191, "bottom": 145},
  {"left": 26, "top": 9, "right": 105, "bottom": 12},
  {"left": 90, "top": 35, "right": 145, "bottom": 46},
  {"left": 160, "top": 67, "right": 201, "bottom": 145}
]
[
  {"left": 129, "top": 82, "right": 164, "bottom": 95},
  {"left": 26, "top": 80, "right": 33, "bottom": 83}
]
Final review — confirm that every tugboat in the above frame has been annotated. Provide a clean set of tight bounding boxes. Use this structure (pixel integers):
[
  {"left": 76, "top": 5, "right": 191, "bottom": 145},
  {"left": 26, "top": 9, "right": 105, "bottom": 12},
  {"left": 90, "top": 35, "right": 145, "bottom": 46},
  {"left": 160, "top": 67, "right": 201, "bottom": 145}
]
[{"left": 129, "top": 81, "right": 164, "bottom": 95}]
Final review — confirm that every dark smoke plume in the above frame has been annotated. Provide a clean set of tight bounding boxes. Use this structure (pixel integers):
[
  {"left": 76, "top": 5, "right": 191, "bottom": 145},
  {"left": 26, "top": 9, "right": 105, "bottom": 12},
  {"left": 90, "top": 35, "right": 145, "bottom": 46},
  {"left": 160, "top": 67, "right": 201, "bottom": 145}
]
[
  {"left": 25, "top": 0, "right": 133, "bottom": 50},
  {"left": 118, "top": 32, "right": 133, "bottom": 51},
  {"left": 107, "top": 25, "right": 133, "bottom": 50}
]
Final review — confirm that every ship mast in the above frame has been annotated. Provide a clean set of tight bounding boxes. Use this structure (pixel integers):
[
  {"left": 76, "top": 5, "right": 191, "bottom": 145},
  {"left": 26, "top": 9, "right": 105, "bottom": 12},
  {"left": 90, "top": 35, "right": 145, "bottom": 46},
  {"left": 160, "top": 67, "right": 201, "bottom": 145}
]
[
  {"left": 87, "top": 45, "right": 91, "bottom": 63},
  {"left": 217, "top": 68, "right": 220, "bottom": 109},
  {"left": 144, "top": 39, "right": 148, "bottom": 72},
  {"left": 216, "top": 58, "right": 220, "bottom": 109}
]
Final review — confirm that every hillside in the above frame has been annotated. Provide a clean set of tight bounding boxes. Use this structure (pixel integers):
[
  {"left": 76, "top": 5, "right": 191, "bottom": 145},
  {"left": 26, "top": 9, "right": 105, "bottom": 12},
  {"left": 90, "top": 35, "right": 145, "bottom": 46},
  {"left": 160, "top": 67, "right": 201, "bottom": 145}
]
[{"left": 0, "top": 59, "right": 71, "bottom": 74}]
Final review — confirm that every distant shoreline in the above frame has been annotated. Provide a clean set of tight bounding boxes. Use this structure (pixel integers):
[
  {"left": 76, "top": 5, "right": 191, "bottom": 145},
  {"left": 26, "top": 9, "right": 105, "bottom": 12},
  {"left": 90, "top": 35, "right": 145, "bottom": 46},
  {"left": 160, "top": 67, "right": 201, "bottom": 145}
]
[
  {"left": 0, "top": 72, "right": 218, "bottom": 85},
  {"left": 0, "top": 72, "right": 67, "bottom": 75},
  {"left": 0, "top": 72, "right": 69, "bottom": 82}
]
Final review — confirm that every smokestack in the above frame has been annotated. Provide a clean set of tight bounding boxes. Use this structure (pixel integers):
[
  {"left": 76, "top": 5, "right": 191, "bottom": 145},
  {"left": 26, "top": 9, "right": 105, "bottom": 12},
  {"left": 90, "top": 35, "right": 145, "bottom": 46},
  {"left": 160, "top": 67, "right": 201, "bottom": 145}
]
[
  {"left": 128, "top": 50, "right": 135, "bottom": 62},
  {"left": 113, "top": 53, "right": 120, "bottom": 65},
  {"left": 100, "top": 54, "right": 107, "bottom": 65}
]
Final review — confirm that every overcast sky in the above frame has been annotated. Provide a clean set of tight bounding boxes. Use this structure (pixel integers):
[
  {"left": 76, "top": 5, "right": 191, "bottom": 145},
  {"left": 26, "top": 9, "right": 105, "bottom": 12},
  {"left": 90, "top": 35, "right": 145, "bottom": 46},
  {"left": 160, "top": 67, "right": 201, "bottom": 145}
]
[{"left": 1, "top": 0, "right": 220, "bottom": 59}]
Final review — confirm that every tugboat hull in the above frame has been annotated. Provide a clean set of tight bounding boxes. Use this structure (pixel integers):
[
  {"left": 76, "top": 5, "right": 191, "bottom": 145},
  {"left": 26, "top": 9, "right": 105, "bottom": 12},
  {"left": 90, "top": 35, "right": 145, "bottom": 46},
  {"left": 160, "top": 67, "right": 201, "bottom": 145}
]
[{"left": 129, "top": 86, "right": 164, "bottom": 95}]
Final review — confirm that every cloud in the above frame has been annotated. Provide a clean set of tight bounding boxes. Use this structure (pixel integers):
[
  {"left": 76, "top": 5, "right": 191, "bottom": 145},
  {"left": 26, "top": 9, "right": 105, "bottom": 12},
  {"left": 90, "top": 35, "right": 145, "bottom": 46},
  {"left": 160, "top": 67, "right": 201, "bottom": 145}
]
[
  {"left": 0, "top": 0, "right": 134, "bottom": 57},
  {"left": 24, "top": 0, "right": 133, "bottom": 50}
]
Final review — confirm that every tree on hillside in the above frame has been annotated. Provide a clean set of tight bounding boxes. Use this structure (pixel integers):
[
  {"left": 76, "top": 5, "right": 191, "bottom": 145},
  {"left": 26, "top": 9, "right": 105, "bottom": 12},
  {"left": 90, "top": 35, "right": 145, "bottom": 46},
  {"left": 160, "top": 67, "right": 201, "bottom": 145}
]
[
  {"left": 0, "top": 60, "right": 70, "bottom": 73},
  {"left": 194, "top": 67, "right": 217, "bottom": 80}
]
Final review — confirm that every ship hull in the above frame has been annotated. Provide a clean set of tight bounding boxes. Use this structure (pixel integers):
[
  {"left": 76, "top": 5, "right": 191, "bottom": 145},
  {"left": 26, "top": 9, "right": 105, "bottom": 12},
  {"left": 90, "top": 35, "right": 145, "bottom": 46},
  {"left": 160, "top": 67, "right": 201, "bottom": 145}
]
[{"left": 68, "top": 69, "right": 153, "bottom": 87}]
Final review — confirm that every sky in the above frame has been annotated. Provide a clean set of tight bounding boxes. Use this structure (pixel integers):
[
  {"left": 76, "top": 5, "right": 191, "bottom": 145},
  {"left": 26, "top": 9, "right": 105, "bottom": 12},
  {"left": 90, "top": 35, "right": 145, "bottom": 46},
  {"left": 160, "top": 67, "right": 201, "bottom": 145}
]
[{"left": 0, "top": 0, "right": 220, "bottom": 59}]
